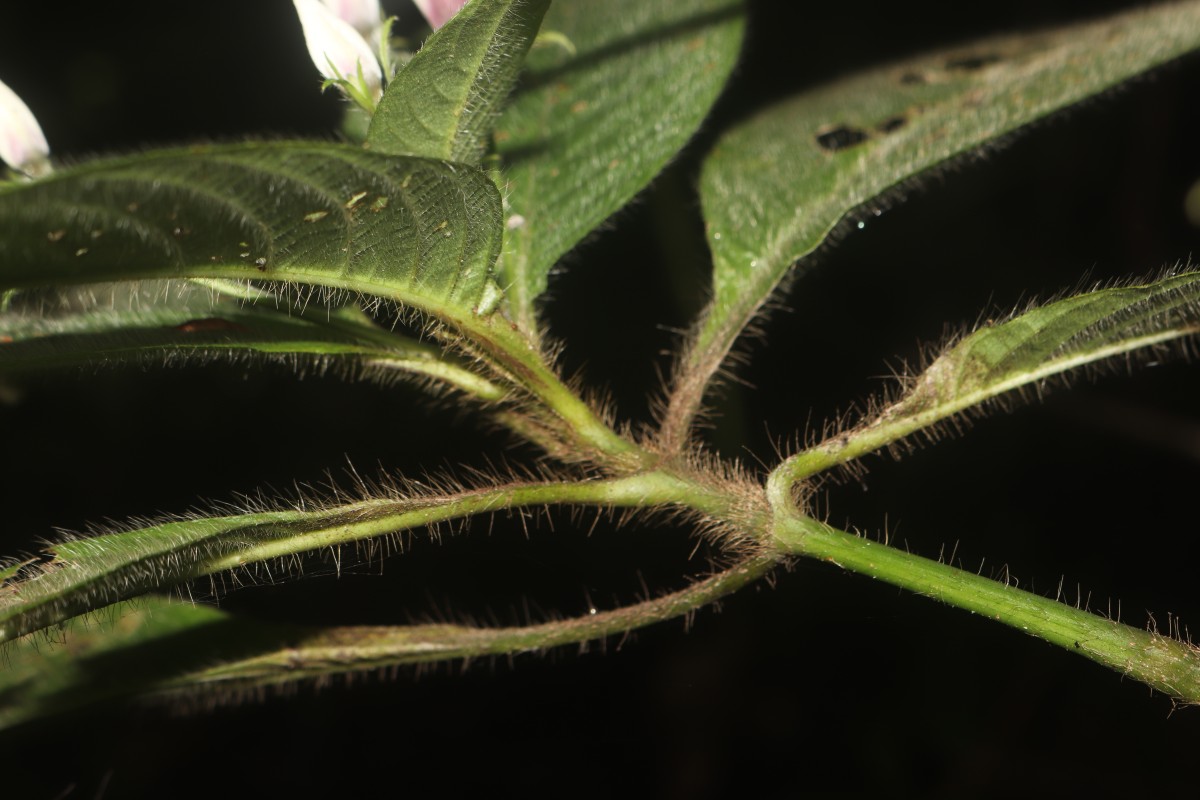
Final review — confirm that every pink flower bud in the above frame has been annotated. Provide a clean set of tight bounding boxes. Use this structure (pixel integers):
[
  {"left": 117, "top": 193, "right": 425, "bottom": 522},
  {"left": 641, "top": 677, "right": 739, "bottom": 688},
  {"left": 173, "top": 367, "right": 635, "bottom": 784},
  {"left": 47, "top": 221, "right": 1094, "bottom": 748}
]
[
  {"left": 0, "top": 77, "right": 50, "bottom": 177},
  {"left": 413, "top": 0, "right": 470, "bottom": 30},
  {"left": 319, "top": 0, "right": 383, "bottom": 48},
  {"left": 293, "top": 0, "right": 384, "bottom": 104}
]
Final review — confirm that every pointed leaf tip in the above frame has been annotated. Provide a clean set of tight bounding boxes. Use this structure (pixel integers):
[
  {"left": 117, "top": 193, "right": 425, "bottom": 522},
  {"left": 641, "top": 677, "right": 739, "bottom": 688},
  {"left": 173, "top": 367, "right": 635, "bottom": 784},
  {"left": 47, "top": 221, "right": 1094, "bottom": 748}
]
[{"left": 368, "top": 0, "right": 551, "bottom": 163}]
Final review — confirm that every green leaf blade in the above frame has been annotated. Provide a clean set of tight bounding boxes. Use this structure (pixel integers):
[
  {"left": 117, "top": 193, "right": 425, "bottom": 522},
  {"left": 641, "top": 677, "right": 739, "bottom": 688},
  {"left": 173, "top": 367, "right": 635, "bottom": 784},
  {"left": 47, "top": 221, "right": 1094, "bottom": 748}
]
[
  {"left": 675, "top": 2, "right": 1200, "bottom": 447},
  {"left": 0, "top": 491, "right": 485, "bottom": 646},
  {"left": 772, "top": 270, "right": 1200, "bottom": 486},
  {"left": 1, "top": 552, "right": 774, "bottom": 729},
  {"left": 0, "top": 512, "right": 295, "bottom": 645},
  {"left": 0, "top": 283, "right": 383, "bottom": 362},
  {"left": 0, "top": 142, "right": 505, "bottom": 323},
  {"left": 495, "top": 0, "right": 745, "bottom": 333},
  {"left": 0, "top": 282, "right": 503, "bottom": 397},
  {"left": 0, "top": 473, "right": 697, "bottom": 645},
  {"left": 368, "top": 0, "right": 551, "bottom": 164},
  {"left": 0, "top": 598, "right": 288, "bottom": 730},
  {"left": 899, "top": 273, "right": 1200, "bottom": 416}
]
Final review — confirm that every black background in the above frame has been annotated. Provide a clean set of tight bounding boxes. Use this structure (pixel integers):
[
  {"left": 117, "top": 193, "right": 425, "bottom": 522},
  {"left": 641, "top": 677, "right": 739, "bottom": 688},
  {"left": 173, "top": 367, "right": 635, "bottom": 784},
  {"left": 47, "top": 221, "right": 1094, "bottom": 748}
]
[{"left": 4, "top": 1, "right": 1200, "bottom": 796}]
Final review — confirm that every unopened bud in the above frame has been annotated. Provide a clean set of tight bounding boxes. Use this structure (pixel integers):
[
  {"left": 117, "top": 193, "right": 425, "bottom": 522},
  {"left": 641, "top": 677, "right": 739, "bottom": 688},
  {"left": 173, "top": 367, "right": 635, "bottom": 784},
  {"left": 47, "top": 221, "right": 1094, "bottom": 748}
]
[
  {"left": 319, "top": 0, "right": 383, "bottom": 49},
  {"left": 413, "top": 0, "right": 470, "bottom": 30},
  {"left": 293, "top": 0, "right": 384, "bottom": 107},
  {"left": 0, "top": 77, "right": 50, "bottom": 178}
]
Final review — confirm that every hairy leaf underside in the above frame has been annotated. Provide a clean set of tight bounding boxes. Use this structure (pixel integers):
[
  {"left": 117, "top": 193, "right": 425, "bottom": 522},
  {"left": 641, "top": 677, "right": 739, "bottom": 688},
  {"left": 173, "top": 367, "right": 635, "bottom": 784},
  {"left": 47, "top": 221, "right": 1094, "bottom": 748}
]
[
  {"left": 677, "top": 1, "right": 1200, "bottom": 440},
  {"left": 1, "top": 282, "right": 415, "bottom": 368},
  {"left": 775, "top": 270, "right": 1200, "bottom": 483}
]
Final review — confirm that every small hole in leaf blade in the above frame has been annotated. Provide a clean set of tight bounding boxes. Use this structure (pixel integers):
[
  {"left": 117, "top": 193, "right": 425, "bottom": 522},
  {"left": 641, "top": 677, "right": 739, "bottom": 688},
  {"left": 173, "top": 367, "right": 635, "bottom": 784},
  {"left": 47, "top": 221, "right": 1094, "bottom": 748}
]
[
  {"left": 945, "top": 53, "right": 1002, "bottom": 71},
  {"left": 816, "top": 126, "right": 870, "bottom": 152}
]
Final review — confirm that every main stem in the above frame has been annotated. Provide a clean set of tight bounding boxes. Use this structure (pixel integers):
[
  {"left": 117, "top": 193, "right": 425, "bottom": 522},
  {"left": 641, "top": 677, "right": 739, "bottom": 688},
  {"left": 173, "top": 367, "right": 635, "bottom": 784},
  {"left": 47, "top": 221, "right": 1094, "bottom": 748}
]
[{"left": 773, "top": 513, "right": 1200, "bottom": 704}]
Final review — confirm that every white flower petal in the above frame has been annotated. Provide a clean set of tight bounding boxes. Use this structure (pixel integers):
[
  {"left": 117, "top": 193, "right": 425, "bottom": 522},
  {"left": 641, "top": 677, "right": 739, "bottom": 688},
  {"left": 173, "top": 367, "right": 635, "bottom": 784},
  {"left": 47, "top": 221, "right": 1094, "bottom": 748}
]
[
  {"left": 0, "top": 77, "right": 49, "bottom": 176},
  {"left": 293, "top": 0, "right": 383, "bottom": 99}
]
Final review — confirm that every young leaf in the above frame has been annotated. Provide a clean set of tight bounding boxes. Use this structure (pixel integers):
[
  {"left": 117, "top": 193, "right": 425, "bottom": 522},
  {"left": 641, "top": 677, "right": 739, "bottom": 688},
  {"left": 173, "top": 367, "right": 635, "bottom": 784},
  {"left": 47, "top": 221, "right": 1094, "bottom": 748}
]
[
  {"left": 1, "top": 508, "right": 339, "bottom": 645},
  {"left": 666, "top": 1, "right": 1200, "bottom": 449},
  {"left": 0, "top": 472, "right": 705, "bottom": 643},
  {"left": 495, "top": 0, "right": 745, "bottom": 334},
  {"left": 770, "top": 270, "right": 1200, "bottom": 488},
  {"left": 1, "top": 552, "right": 774, "bottom": 729},
  {"left": 0, "top": 142, "right": 505, "bottom": 324},
  {"left": 0, "top": 598, "right": 284, "bottom": 730},
  {"left": 367, "top": 0, "right": 551, "bottom": 164},
  {"left": 0, "top": 282, "right": 502, "bottom": 398}
]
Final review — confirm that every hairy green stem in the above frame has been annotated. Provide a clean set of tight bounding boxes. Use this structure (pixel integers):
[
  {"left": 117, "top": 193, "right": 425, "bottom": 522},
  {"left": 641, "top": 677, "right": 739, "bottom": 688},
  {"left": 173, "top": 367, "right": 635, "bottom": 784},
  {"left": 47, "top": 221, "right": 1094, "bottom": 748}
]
[
  {"left": 201, "top": 470, "right": 727, "bottom": 571},
  {"left": 657, "top": 317, "right": 740, "bottom": 455},
  {"left": 773, "top": 514, "right": 1200, "bottom": 704},
  {"left": 463, "top": 320, "right": 650, "bottom": 467},
  {"left": 162, "top": 551, "right": 778, "bottom": 694}
]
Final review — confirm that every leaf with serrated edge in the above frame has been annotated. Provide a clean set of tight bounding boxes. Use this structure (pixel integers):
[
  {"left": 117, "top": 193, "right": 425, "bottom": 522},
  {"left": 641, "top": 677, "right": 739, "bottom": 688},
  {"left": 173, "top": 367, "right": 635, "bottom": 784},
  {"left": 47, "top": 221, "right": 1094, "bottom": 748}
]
[
  {"left": 368, "top": 0, "right": 550, "bottom": 164},
  {"left": 0, "top": 142, "right": 504, "bottom": 325},
  {"left": 772, "top": 271, "right": 1200, "bottom": 488},
  {"left": 674, "top": 2, "right": 1200, "bottom": 446},
  {"left": 495, "top": 0, "right": 744, "bottom": 334}
]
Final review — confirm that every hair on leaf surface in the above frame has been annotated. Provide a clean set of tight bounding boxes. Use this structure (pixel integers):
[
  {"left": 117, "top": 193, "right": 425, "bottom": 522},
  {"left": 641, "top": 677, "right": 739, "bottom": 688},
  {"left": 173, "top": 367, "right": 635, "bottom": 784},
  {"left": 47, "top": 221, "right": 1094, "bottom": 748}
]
[
  {"left": 0, "top": 441, "right": 768, "bottom": 647},
  {"left": 779, "top": 265, "right": 1200, "bottom": 484},
  {"left": 7, "top": 0, "right": 1200, "bottom": 749}
]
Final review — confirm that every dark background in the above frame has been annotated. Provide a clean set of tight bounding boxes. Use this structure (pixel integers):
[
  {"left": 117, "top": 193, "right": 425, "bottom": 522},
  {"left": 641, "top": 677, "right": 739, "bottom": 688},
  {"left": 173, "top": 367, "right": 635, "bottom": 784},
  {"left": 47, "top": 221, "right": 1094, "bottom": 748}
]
[{"left": 3, "top": 1, "right": 1200, "bottom": 796}]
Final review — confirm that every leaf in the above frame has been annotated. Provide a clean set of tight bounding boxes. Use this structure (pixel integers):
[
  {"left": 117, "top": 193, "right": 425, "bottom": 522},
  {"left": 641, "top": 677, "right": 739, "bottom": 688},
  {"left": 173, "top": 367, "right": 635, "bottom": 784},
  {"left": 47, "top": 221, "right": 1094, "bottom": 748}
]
[
  {"left": 771, "top": 270, "right": 1200, "bottom": 486},
  {"left": 0, "top": 142, "right": 505, "bottom": 325},
  {"left": 0, "top": 561, "right": 26, "bottom": 583},
  {"left": 0, "top": 281, "right": 503, "bottom": 398},
  {"left": 368, "top": 0, "right": 551, "bottom": 164},
  {"left": 495, "top": 0, "right": 745, "bottom": 333},
  {"left": 0, "top": 598, "right": 483, "bottom": 729},
  {"left": 0, "top": 509, "right": 314, "bottom": 645},
  {"left": 0, "top": 598, "right": 282, "bottom": 730},
  {"left": 0, "top": 474, "right": 686, "bottom": 644},
  {"left": 676, "top": 2, "right": 1200, "bottom": 443},
  {"left": 1, "top": 553, "right": 773, "bottom": 729},
  {"left": 0, "top": 496, "right": 472, "bottom": 646}
]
